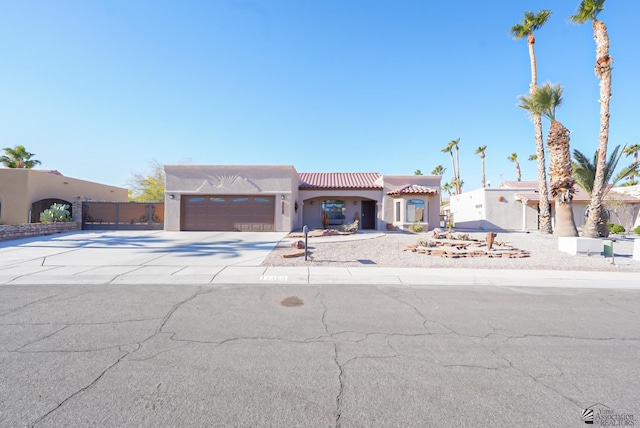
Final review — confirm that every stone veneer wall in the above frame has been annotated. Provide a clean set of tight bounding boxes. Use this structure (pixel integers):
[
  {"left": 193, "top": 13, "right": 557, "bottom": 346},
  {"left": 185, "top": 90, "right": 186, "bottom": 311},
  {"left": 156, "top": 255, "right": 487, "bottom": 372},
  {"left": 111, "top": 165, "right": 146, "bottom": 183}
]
[{"left": 0, "top": 222, "right": 79, "bottom": 242}]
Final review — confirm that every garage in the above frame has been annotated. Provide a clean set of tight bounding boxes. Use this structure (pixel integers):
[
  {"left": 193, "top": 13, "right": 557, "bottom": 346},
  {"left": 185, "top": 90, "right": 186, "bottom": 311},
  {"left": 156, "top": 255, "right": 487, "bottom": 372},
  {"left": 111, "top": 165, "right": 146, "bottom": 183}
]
[{"left": 181, "top": 195, "right": 275, "bottom": 231}]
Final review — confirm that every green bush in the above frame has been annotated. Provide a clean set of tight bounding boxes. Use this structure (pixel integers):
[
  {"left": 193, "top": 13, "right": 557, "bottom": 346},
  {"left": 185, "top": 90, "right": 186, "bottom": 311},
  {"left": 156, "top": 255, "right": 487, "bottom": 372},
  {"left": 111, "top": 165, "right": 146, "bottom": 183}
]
[
  {"left": 635, "top": 225, "right": 640, "bottom": 235},
  {"left": 40, "top": 203, "right": 72, "bottom": 223},
  {"left": 409, "top": 222, "right": 423, "bottom": 233},
  {"left": 606, "top": 222, "right": 625, "bottom": 234}
]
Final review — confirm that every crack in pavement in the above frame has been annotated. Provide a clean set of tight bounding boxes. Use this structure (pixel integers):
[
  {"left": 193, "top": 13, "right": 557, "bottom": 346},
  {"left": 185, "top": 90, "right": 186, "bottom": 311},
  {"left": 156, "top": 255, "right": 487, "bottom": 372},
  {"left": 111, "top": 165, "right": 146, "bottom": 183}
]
[
  {"left": 0, "top": 289, "right": 94, "bottom": 318},
  {"left": 27, "top": 287, "right": 213, "bottom": 426},
  {"left": 30, "top": 349, "right": 130, "bottom": 427}
]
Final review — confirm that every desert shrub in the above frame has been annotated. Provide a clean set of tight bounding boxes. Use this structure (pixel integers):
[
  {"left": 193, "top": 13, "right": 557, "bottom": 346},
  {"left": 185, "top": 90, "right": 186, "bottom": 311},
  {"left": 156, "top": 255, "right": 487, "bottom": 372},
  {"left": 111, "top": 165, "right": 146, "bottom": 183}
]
[
  {"left": 40, "top": 203, "right": 72, "bottom": 223},
  {"left": 635, "top": 225, "right": 640, "bottom": 235},
  {"left": 606, "top": 222, "right": 625, "bottom": 234},
  {"left": 409, "top": 222, "right": 423, "bottom": 233}
]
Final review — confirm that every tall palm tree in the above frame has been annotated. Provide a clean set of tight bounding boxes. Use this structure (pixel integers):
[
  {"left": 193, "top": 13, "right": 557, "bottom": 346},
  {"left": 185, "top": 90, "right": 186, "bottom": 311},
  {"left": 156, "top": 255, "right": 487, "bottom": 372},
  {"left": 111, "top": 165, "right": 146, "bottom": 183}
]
[
  {"left": 528, "top": 154, "right": 538, "bottom": 161},
  {"left": 507, "top": 153, "right": 522, "bottom": 182},
  {"left": 1, "top": 145, "right": 41, "bottom": 169},
  {"left": 519, "top": 83, "right": 578, "bottom": 237},
  {"left": 431, "top": 165, "right": 446, "bottom": 176},
  {"left": 414, "top": 169, "right": 423, "bottom": 175},
  {"left": 511, "top": 9, "right": 553, "bottom": 234},
  {"left": 623, "top": 143, "right": 640, "bottom": 184},
  {"left": 454, "top": 139, "right": 461, "bottom": 193},
  {"left": 475, "top": 146, "right": 487, "bottom": 188},
  {"left": 441, "top": 139, "right": 461, "bottom": 194},
  {"left": 573, "top": 145, "right": 638, "bottom": 196},
  {"left": 570, "top": 0, "right": 611, "bottom": 238}
]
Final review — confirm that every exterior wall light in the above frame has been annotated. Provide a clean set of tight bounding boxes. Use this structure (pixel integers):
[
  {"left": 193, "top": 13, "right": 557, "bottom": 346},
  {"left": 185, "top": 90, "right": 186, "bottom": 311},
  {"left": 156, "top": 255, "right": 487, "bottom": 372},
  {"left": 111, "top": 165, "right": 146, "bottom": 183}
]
[
  {"left": 353, "top": 201, "right": 358, "bottom": 205},
  {"left": 169, "top": 195, "right": 175, "bottom": 199},
  {"left": 281, "top": 195, "right": 285, "bottom": 200}
]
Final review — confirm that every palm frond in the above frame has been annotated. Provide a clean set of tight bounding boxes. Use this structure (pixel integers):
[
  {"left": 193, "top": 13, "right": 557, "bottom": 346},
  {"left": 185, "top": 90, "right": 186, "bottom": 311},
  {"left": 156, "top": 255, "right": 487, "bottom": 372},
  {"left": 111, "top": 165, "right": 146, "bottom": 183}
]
[{"left": 569, "top": 0, "right": 605, "bottom": 24}]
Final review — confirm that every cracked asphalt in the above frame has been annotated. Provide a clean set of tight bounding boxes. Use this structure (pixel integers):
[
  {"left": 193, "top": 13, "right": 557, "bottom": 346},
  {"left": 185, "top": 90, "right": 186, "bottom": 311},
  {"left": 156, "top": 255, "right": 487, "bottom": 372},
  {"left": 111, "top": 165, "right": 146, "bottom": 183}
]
[{"left": 1, "top": 282, "right": 639, "bottom": 427}]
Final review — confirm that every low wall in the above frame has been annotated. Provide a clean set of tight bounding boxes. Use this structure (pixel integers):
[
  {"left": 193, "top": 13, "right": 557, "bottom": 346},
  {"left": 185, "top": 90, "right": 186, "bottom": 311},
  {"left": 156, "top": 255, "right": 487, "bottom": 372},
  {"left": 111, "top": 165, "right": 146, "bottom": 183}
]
[{"left": 0, "top": 222, "right": 79, "bottom": 242}]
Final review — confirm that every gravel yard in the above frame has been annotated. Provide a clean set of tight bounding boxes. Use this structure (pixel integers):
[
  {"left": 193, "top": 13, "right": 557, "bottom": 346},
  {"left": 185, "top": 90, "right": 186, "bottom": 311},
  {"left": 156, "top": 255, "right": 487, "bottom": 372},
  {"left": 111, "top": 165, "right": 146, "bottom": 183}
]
[{"left": 262, "top": 230, "right": 640, "bottom": 272}]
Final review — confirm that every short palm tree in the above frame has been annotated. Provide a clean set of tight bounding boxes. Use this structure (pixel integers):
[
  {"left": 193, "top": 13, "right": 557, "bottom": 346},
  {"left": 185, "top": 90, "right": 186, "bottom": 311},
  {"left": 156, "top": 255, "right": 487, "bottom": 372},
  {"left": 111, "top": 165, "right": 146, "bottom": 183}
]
[
  {"left": 1, "top": 145, "right": 41, "bottom": 169},
  {"left": 414, "top": 169, "right": 423, "bottom": 175},
  {"left": 511, "top": 9, "right": 553, "bottom": 234},
  {"left": 570, "top": 0, "right": 612, "bottom": 238},
  {"left": 475, "top": 146, "right": 487, "bottom": 188},
  {"left": 507, "top": 153, "right": 522, "bottom": 182},
  {"left": 623, "top": 144, "right": 640, "bottom": 184},
  {"left": 441, "top": 139, "right": 461, "bottom": 194},
  {"left": 573, "top": 145, "right": 639, "bottom": 196},
  {"left": 519, "top": 83, "right": 578, "bottom": 237}
]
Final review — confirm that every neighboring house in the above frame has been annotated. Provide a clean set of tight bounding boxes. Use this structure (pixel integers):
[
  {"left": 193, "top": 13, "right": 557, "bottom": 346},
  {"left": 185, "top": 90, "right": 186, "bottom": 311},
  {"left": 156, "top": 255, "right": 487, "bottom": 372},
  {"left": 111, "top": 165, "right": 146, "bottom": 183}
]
[
  {"left": 163, "top": 165, "right": 441, "bottom": 232},
  {"left": 0, "top": 169, "right": 128, "bottom": 225},
  {"left": 449, "top": 181, "right": 640, "bottom": 232}
]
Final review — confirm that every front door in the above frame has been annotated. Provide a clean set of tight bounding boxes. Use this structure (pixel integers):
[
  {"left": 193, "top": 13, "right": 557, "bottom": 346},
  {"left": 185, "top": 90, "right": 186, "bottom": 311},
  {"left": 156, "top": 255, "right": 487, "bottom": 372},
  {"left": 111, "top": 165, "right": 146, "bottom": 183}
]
[{"left": 361, "top": 200, "right": 376, "bottom": 229}]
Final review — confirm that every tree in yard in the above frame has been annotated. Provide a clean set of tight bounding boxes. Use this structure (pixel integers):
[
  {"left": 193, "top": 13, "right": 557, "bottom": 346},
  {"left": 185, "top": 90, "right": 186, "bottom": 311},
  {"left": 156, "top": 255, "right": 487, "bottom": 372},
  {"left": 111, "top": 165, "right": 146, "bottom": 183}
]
[
  {"left": 127, "top": 160, "right": 166, "bottom": 202},
  {"left": 431, "top": 165, "right": 446, "bottom": 176},
  {"left": 623, "top": 144, "right": 640, "bottom": 185},
  {"left": 519, "top": 83, "right": 578, "bottom": 236},
  {"left": 441, "top": 182, "right": 452, "bottom": 198},
  {"left": 572, "top": 145, "right": 638, "bottom": 198},
  {"left": 1, "top": 145, "right": 42, "bottom": 169},
  {"left": 475, "top": 146, "right": 487, "bottom": 188},
  {"left": 511, "top": 9, "right": 553, "bottom": 234},
  {"left": 507, "top": 153, "right": 522, "bottom": 182},
  {"left": 569, "top": 0, "right": 612, "bottom": 238},
  {"left": 441, "top": 139, "right": 461, "bottom": 194}
]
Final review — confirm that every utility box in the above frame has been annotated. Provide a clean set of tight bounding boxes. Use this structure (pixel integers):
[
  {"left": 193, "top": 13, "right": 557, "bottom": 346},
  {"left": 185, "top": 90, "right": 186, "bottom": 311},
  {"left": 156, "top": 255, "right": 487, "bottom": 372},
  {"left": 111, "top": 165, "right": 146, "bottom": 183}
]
[{"left": 603, "top": 240, "right": 613, "bottom": 257}]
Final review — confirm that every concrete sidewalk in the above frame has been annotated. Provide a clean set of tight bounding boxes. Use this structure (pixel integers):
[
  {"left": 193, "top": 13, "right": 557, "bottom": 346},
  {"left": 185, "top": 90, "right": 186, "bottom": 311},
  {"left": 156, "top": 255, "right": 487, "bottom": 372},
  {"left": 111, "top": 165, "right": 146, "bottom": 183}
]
[{"left": 0, "top": 230, "right": 638, "bottom": 288}]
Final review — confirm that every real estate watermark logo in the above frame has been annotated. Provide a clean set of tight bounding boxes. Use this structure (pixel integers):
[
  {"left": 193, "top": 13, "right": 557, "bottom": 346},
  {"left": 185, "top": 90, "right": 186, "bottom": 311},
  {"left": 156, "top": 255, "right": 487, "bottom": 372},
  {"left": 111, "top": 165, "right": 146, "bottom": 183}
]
[{"left": 582, "top": 403, "right": 635, "bottom": 426}]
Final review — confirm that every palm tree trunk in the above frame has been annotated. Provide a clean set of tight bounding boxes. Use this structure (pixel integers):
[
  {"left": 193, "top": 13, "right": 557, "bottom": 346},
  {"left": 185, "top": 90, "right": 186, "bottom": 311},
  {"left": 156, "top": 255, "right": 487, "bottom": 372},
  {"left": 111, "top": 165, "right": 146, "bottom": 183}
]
[
  {"left": 583, "top": 19, "right": 613, "bottom": 238},
  {"left": 481, "top": 154, "right": 486, "bottom": 188},
  {"left": 528, "top": 33, "right": 537, "bottom": 93},
  {"left": 515, "top": 160, "right": 521, "bottom": 181},
  {"left": 527, "top": 33, "right": 553, "bottom": 234},
  {"left": 455, "top": 146, "right": 461, "bottom": 194},
  {"left": 547, "top": 120, "right": 578, "bottom": 237},
  {"left": 449, "top": 152, "right": 458, "bottom": 194},
  {"left": 533, "top": 114, "right": 553, "bottom": 234}
]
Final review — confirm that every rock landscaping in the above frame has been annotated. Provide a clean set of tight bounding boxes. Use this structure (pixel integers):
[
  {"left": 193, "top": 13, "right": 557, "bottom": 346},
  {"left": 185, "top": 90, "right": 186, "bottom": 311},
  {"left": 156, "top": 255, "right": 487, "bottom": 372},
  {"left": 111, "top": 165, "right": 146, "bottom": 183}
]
[{"left": 404, "top": 229, "right": 531, "bottom": 258}]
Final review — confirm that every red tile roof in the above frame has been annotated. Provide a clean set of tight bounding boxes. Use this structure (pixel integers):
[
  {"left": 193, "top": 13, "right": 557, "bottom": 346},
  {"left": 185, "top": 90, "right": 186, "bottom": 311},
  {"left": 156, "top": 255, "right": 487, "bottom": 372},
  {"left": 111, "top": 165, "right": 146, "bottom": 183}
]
[
  {"left": 298, "top": 172, "right": 382, "bottom": 189},
  {"left": 387, "top": 184, "right": 439, "bottom": 196}
]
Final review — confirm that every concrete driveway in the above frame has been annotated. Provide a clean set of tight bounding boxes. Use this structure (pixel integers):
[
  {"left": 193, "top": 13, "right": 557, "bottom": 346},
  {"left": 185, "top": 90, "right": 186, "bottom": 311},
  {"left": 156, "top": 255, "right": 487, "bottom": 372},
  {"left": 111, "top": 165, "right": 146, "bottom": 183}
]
[{"left": 0, "top": 231, "right": 288, "bottom": 284}]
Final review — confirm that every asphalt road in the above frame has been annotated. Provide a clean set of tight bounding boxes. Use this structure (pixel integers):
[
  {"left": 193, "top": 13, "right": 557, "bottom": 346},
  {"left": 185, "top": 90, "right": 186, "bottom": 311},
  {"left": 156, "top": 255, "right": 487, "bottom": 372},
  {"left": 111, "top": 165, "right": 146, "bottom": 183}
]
[{"left": 1, "top": 282, "right": 638, "bottom": 427}]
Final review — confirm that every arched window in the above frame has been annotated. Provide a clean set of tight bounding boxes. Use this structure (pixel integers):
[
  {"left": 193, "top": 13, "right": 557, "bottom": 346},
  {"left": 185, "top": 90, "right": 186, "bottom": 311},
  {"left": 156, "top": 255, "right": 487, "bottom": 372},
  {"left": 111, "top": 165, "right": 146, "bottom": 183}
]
[
  {"left": 322, "top": 199, "right": 346, "bottom": 225},
  {"left": 407, "top": 199, "right": 425, "bottom": 222}
]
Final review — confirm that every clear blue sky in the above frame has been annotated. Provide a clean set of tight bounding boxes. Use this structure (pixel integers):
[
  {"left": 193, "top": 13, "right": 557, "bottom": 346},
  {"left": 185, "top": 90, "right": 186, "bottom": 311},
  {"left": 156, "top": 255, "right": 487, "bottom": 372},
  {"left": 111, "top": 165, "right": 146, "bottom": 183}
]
[{"left": 1, "top": 1, "right": 639, "bottom": 191}]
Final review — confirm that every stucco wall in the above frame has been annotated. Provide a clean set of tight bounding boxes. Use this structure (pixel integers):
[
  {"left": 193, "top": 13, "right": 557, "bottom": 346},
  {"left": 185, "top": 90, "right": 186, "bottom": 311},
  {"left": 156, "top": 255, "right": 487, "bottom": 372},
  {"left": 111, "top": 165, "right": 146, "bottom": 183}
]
[
  {"left": 451, "top": 188, "right": 538, "bottom": 231},
  {"left": 163, "top": 165, "right": 298, "bottom": 232},
  {"left": 0, "top": 169, "right": 128, "bottom": 225},
  {"left": 380, "top": 175, "right": 441, "bottom": 231}
]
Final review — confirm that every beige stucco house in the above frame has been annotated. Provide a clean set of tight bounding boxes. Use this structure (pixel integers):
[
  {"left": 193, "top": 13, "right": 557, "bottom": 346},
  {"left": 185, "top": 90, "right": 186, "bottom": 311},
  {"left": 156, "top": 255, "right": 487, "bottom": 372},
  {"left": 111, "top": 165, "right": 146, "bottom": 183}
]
[
  {"left": 449, "top": 181, "right": 640, "bottom": 232},
  {"left": 163, "top": 165, "right": 441, "bottom": 232},
  {"left": 0, "top": 169, "right": 128, "bottom": 225}
]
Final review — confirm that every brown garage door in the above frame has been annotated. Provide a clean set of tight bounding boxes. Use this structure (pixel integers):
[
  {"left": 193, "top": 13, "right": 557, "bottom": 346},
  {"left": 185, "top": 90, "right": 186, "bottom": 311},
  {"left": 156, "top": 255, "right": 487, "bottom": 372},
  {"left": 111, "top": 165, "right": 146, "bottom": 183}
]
[{"left": 181, "top": 195, "right": 275, "bottom": 231}]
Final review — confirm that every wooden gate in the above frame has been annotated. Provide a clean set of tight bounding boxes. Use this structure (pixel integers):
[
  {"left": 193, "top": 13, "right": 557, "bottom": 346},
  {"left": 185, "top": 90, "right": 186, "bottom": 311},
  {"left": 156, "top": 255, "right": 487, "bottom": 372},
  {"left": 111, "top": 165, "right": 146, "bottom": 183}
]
[{"left": 82, "top": 202, "right": 164, "bottom": 230}]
